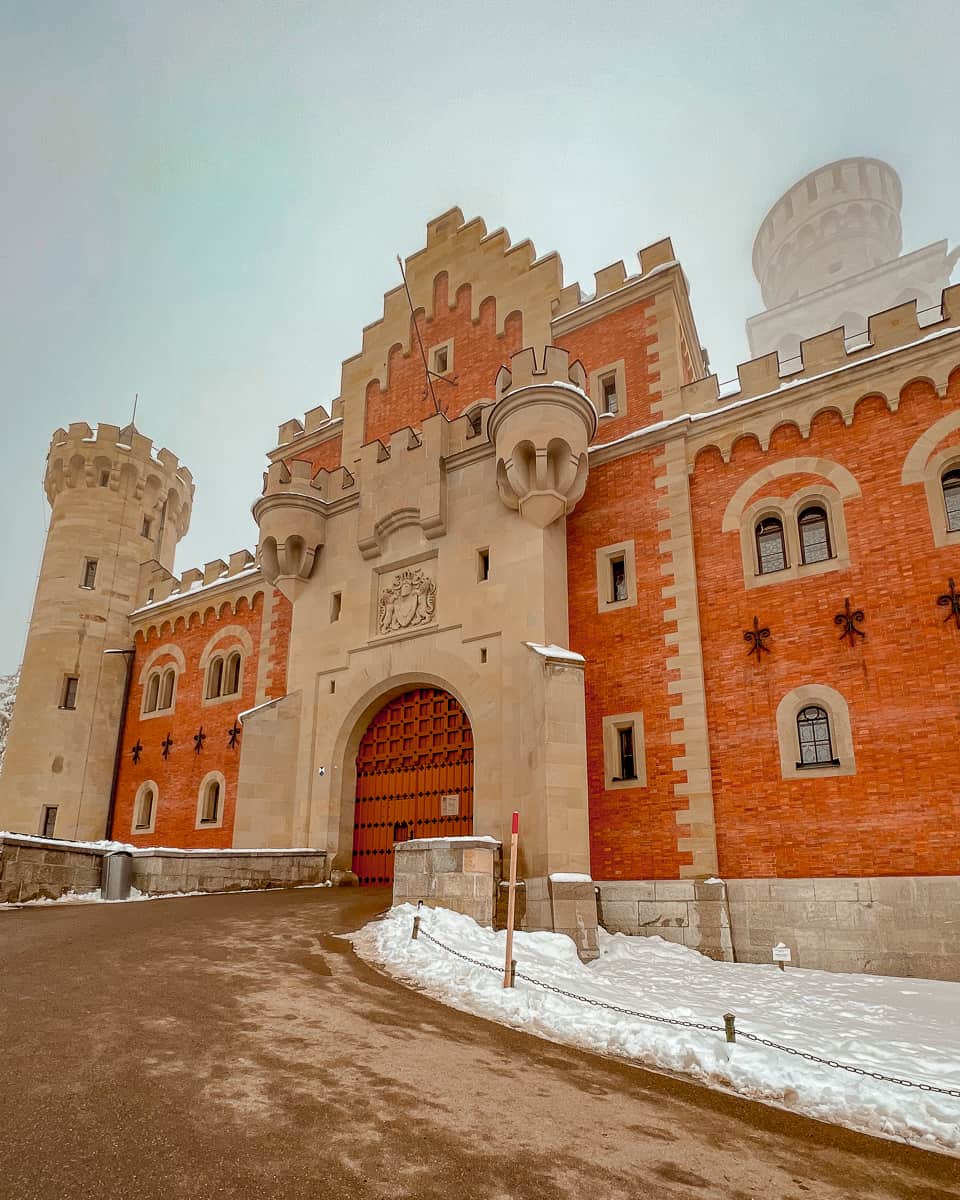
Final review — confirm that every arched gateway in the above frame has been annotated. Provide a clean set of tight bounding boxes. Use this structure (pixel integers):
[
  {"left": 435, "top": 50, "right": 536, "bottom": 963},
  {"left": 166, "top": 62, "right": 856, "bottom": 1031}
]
[{"left": 352, "top": 687, "right": 474, "bottom": 885}]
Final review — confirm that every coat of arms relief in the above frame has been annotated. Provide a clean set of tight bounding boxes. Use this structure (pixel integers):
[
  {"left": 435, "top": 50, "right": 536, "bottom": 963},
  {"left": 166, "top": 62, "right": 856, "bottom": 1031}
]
[{"left": 377, "top": 566, "right": 437, "bottom": 634}]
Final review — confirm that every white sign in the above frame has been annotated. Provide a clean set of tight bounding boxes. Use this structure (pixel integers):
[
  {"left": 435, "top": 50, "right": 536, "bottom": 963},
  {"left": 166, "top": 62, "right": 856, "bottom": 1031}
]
[
  {"left": 772, "top": 943, "right": 792, "bottom": 963},
  {"left": 440, "top": 793, "right": 460, "bottom": 817}
]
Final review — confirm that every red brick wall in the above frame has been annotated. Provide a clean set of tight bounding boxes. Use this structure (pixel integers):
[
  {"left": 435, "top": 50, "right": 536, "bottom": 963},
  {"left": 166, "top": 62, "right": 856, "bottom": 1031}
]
[
  {"left": 363, "top": 274, "right": 523, "bottom": 445},
  {"left": 555, "top": 297, "right": 660, "bottom": 438},
  {"left": 567, "top": 450, "right": 690, "bottom": 879},
  {"left": 690, "top": 368, "right": 960, "bottom": 878},
  {"left": 289, "top": 434, "right": 343, "bottom": 474},
  {"left": 112, "top": 588, "right": 289, "bottom": 849}
]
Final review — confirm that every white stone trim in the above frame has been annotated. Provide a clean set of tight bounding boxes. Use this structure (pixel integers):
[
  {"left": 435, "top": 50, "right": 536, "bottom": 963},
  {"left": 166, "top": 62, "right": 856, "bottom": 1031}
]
[
  {"left": 601, "top": 711, "right": 646, "bottom": 789},
  {"left": 775, "top": 684, "right": 856, "bottom": 780},
  {"left": 195, "top": 771, "right": 227, "bottom": 830},
  {"left": 132, "top": 780, "right": 158, "bottom": 835},
  {"left": 594, "top": 539, "right": 637, "bottom": 613}
]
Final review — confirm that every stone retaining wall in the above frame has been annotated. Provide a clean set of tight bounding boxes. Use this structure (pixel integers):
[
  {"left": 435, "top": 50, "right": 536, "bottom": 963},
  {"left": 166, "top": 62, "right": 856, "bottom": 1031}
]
[
  {"left": 0, "top": 834, "right": 327, "bottom": 903},
  {"left": 727, "top": 876, "right": 960, "bottom": 981},
  {"left": 595, "top": 879, "right": 733, "bottom": 961},
  {"left": 394, "top": 837, "right": 501, "bottom": 926},
  {"left": 0, "top": 835, "right": 105, "bottom": 903}
]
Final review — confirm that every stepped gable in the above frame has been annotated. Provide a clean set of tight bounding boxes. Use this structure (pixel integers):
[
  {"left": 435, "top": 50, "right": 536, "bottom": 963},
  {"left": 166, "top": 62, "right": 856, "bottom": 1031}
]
[{"left": 551, "top": 237, "right": 680, "bottom": 322}]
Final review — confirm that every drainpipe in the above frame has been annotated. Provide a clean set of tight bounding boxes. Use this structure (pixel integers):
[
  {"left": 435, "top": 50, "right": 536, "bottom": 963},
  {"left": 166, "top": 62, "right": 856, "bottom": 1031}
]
[{"left": 103, "top": 648, "right": 135, "bottom": 840}]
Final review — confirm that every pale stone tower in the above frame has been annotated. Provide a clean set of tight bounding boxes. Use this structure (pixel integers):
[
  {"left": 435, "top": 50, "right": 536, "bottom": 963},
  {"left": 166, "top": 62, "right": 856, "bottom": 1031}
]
[
  {"left": 0, "top": 422, "right": 193, "bottom": 840},
  {"left": 747, "top": 157, "right": 958, "bottom": 361}
]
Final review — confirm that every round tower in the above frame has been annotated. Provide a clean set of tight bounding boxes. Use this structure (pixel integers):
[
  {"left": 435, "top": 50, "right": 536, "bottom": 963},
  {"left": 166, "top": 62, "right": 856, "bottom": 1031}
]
[
  {"left": 0, "top": 421, "right": 193, "bottom": 841},
  {"left": 752, "top": 157, "right": 903, "bottom": 309}
]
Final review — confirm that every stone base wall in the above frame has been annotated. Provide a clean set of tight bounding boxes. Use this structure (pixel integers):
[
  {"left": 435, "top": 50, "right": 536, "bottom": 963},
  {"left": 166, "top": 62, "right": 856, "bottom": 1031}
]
[
  {"left": 0, "top": 835, "right": 105, "bottom": 903},
  {"left": 727, "top": 876, "right": 960, "bottom": 981},
  {"left": 393, "top": 837, "right": 501, "bottom": 926},
  {"left": 0, "top": 834, "right": 327, "bottom": 903},
  {"left": 524, "top": 876, "right": 600, "bottom": 960},
  {"left": 131, "top": 849, "right": 327, "bottom": 895},
  {"left": 596, "top": 879, "right": 733, "bottom": 961}
]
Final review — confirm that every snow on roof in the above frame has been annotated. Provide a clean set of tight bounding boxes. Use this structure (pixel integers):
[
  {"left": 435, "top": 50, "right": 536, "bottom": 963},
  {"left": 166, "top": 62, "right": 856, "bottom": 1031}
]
[
  {"left": 130, "top": 564, "right": 261, "bottom": 617},
  {"left": 524, "top": 642, "right": 586, "bottom": 663},
  {"left": 591, "top": 324, "right": 960, "bottom": 459}
]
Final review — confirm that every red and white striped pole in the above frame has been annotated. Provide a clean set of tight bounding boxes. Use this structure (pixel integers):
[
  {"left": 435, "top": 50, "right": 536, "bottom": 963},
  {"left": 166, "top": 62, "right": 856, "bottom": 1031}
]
[{"left": 503, "top": 810, "right": 519, "bottom": 988}]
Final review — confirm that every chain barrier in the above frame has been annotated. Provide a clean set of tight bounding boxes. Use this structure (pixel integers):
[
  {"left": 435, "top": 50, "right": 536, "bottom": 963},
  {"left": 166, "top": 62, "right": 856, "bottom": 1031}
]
[{"left": 414, "top": 925, "right": 960, "bottom": 1099}]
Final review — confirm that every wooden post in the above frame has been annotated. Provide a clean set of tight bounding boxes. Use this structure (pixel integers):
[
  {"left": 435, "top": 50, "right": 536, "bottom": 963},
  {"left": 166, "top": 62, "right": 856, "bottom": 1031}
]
[
  {"left": 503, "top": 811, "right": 519, "bottom": 988},
  {"left": 411, "top": 898, "right": 423, "bottom": 940},
  {"left": 723, "top": 1012, "right": 737, "bottom": 1044}
]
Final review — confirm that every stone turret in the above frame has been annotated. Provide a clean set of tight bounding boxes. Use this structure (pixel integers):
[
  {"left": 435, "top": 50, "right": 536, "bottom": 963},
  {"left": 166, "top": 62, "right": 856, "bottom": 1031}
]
[
  {"left": 0, "top": 422, "right": 193, "bottom": 841},
  {"left": 489, "top": 346, "right": 595, "bottom": 527}
]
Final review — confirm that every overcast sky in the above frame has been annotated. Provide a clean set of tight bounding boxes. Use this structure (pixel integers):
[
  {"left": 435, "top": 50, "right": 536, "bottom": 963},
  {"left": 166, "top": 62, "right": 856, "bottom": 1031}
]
[{"left": 1, "top": 0, "right": 957, "bottom": 675}]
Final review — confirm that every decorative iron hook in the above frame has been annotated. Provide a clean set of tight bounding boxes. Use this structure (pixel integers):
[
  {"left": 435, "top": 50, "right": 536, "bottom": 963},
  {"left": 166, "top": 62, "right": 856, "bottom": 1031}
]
[
  {"left": 743, "top": 616, "right": 771, "bottom": 659},
  {"left": 834, "top": 597, "right": 866, "bottom": 645}
]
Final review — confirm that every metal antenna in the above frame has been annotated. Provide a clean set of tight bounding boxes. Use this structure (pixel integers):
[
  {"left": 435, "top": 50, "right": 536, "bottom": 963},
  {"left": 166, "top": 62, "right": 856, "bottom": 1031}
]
[
  {"left": 396, "top": 255, "right": 441, "bottom": 415},
  {"left": 131, "top": 392, "right": 139, "bottom": 428}
]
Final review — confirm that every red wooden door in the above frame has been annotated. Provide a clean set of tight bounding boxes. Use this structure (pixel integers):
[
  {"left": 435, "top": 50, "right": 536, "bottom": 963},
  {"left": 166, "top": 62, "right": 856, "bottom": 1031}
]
[{"left": 353, "top": 687, "right": 474, "bottom": 885}]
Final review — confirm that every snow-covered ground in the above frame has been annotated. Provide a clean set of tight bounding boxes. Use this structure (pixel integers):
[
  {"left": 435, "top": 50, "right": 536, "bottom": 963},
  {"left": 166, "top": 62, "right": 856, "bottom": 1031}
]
[
  {"left": 352, "top": 904, "right": 960, "bottom": 1156},
  {"left": 0, "top": 672, "right": 18, "bottom": 773}
]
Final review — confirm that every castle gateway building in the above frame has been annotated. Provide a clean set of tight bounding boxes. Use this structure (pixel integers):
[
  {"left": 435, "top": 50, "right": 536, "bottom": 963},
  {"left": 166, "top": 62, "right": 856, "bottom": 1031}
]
[{"left": 3, "top": 169, "right": 960, "bottom": 977}]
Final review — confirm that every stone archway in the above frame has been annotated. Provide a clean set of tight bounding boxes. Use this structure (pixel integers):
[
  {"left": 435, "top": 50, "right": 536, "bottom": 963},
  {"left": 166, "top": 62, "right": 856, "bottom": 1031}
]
[{"left": 352, "top": 686, "right": 474, "bottom": 885}]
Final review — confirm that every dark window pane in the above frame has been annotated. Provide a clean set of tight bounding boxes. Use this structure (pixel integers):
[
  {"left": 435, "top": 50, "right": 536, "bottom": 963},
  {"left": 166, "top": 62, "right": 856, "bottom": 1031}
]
[
  {"left": 797, "top": 705, "right": 834, "bottom": 765},
  {"left": 799, "top": 507, "right": 831, "bottom": 564},
  {"left": 618, "top": 726, "right": 636, "bottom": 780},
  {"left": 611, "top": 557, "right": 627, "bottom": 601},
  {"left": 756, "top": 519, "right": 786, "bottom": 573},
  {"left": 944, "top": 473, "right": 960, "bottom": 532}
]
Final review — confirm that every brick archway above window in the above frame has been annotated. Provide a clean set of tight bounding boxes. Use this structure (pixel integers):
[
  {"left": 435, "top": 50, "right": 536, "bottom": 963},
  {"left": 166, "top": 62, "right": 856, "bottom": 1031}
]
[
  {"left": 138, "top": 643, "right": 186, "bottom": 685},
  {"left": 198, "top": 624, "right": 255, "bottom": 670},
  {"left": 721, "top": 457, "right": 861, "bottom": 534}
]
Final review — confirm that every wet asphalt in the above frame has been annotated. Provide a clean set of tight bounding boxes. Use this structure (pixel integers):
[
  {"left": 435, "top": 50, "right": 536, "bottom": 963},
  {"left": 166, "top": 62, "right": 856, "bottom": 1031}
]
[{"left": 0, "top": 886, "right": 957, "bottom": 1200}]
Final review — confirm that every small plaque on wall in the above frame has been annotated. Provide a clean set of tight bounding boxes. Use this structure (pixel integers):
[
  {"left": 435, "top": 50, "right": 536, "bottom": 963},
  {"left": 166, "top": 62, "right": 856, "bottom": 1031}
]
[{"left": 440, "top": 793, "right": 460, "bottom": 817}]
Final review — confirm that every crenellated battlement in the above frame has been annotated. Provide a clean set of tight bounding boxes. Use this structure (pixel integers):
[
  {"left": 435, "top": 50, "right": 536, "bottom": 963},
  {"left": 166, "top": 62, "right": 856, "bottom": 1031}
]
[
  {"left": 682, "top": 284, "right": 960, "bottom": 418},
  {"left": 47, "top": 421, "right": 194, "bottom": 498},
  {"left": 139, "top": 547, "right": 260, "bottom": 609},
  {"left": 550, "top": 237, "right": 679, "bottom": 321},
  {"left": 495, "top": 344, "right": 588, "bottom": 397}
]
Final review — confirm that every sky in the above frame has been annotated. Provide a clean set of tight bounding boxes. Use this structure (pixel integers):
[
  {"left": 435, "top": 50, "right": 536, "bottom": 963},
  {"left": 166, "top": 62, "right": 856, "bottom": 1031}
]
[{"left": 1, "top": 0, "right": 957, "bottom": 675}]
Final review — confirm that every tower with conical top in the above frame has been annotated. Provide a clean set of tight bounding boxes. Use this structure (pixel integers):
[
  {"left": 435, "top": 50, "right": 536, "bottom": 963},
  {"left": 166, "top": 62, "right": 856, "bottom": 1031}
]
[{"left": 0, "top": 422, "right": 193, "bottom": 841}]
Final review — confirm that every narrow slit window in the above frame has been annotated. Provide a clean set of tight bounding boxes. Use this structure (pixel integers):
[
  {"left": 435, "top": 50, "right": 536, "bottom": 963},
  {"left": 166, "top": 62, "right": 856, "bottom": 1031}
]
[
  {"left": 159, "top": 669, "right": 175, "bottom": 710},
  {"left": 224, "top": 652, "right": 242, "bottom": 696},
  {"left": 206, "top": 657, "right": 224, "bottom": 700},
  {"left": 330, "top": 591, "right": 342, "bottom": 622},
  {"left": 756, "top": 517, "right": 787, "bottom": 574},
  {"left": 99, "top": 470, "right": 110, "bottom": 488},
  {"left": 200, "top": 781, "right": 221, "bottom": 824},
  {"left": 600, "top": 373, "right": 619, "bottom": 415},
  {"left": 81, "top": 558, "right": 98, "bottom": 589},
  {"left": 617, "top": 726, "right": 636, "bottom": 781},
  {"left": 141, "top": 516, "right": 153, "bottom": 539},
  {"left": 477, "top": 549, "right": 490, "bottom": 582},
  {"left": 41, "top": 806, "right": 58, "bottom": 838},
  {"left": 61, "top": 676, "right": 79, "bottom": 710},
  {"left": 798, "top": 506, "right": 832, "bottom": 564},
  {"left": 480, "top": 647, "right": 488, "bottom": 664},
  {"left": 135, "top": 786, "right": 155, "bottom": 831},
  {"left": 610, "top": 555, "right": 627, "bottom": 602},
  {"left": 943, "top": 469, "right": 960, "bottom": 532},
  {"left": 144, "top": 672, "right": 160, "bottom": 713},
  {"left": 796, "top": 705, "right": 836, "bottom": 766},
  {"left": 433, "top": 346, "right": 449, "bottom": 374}
]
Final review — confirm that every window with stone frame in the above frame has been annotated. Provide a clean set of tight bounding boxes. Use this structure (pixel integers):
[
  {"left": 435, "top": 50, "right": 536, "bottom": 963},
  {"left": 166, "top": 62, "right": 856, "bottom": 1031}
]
[{"left": 755, "top": 516, "right": 787, "bottom": 574}]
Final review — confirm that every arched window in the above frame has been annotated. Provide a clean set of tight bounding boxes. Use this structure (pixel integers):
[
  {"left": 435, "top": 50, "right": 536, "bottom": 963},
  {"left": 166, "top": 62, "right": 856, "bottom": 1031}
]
[
  {"left": 798, "top": 506, "right": 832, "bottom": 564},
  {"left": 755, "top": 517, "right": 787, "bottom": 574},
  {"left": 206, "top": 656, "right": 224, "bottom": 699},
  {"left": 224, "top": 652, "right": 242, "bottom": 696},
  {"left": 144, "top": 672, "right": 160, "bottom": 713},
  {"left": 796, "top": 705, "right": 835, "bottom": 766},
  {"left": 133, "top": 781, "right": 157, "bottom": 833},
  {"left": 134, "top": 785, "right": 156, "bottom": 831},
  {"left": 200, "top": 780, "right": 221, "bottom": 825},
  {"left": 159, "top": 668, "right": 176, "bottom": 710},
  {"left": 942, "top": 469, "right": 960, "bottom": 532}
]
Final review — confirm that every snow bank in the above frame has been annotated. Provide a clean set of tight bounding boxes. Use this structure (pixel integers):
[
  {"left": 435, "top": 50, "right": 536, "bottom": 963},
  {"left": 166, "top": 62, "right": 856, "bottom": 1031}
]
[
  {"left": 352, "top": 904, "right": 960, "bottom": 1156},
  {"left": 0, "top": 880, "right": 333, "bottom": 911}
]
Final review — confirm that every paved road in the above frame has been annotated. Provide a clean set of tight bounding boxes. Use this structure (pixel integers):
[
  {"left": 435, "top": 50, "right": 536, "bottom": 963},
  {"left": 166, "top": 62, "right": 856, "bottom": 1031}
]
[{"left": 1, "top": 888, "right": 957, "bottom": 1200}]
